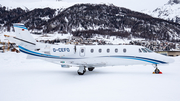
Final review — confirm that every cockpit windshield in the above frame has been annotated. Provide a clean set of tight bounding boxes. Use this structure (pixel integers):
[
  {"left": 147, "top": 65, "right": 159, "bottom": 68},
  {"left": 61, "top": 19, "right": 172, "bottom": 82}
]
[
  {"left": 140, "top": 48, "right": 153, "bottom": 53},
  {"left": 145, "top": 48, "right": 153, "bottom": 53},
  {"left": 141, "top": 48, "right": 147, "bottom": 53},
  {"left": 139, "top": 49, "right": 142, "bottom": 53}
]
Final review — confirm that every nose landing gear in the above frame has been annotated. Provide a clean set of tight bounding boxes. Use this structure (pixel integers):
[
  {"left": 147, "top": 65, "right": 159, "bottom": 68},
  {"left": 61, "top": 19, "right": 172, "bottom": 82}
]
[{"left": 153, "top": 64, "right": 162, "bottom": 74}]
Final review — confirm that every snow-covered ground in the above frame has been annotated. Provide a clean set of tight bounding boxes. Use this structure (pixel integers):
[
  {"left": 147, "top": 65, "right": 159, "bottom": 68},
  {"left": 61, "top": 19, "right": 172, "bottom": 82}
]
[{"left": 0, "top": 52, "right": 180, "bottom": 101}]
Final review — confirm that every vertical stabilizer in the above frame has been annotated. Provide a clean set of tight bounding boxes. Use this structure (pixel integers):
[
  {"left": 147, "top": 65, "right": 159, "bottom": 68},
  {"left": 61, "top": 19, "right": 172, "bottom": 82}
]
[
  {"left": 13, "top": 23, "right": 36, "bottom": 44},
  {"left": 13, "top": 23, "right": 36, "bottom": 50}
]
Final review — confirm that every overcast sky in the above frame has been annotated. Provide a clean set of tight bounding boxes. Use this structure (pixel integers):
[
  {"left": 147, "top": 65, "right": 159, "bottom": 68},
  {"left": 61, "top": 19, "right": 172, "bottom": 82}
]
[{"left": 1, "top": 0, "right": 169, "bottom": 11}]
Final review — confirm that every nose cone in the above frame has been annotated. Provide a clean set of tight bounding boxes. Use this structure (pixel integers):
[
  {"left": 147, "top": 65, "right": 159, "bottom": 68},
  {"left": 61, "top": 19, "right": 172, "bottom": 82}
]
[{"left": 167, "top": 57, "right": 175, "bottom": 64}]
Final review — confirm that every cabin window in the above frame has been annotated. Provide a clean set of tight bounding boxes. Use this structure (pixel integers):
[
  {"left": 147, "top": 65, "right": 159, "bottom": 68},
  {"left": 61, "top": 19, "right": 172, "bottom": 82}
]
[
  {"left": 90, "top": 49, "right": 94, "bottom": 53},
  {"left": 141, "top": 48, "right": 147, "bottom": 53},
  {"left": 81, "top": 49, "right": 84, "bottom": 53},
  {"left": 139, "top": 49, "right": 142, "bottom": 53},
  {"left": 123, "top": 48, "right": 126, "bottom": 53},
  {"left": 107, "top": 49, "right": 110, "bottom": 53},
  {"left": 145, "top": 48, "right": 153, "bottom": 53},
  {"left": 115, "top": 48, "right": 118, "bottom": 53},
  {"left": 99, "top": 49, "right": 102, "bottom": 53}
]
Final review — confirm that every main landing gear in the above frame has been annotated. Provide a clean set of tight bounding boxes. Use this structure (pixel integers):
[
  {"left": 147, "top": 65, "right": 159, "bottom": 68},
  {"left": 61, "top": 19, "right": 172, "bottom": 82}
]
[
  {"left": 153, "top": 64, "right": 162, "bottom": 74},
  {"left": 88, "top": 67, "right": 95, "bottom": 71},
  {"left": 77, "top": 66, "right": 95, "bottom": 75}
]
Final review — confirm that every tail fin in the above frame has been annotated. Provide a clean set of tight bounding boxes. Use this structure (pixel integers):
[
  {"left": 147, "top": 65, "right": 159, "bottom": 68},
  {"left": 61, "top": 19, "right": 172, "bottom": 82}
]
[
  {"left": 5, "top": 23, "right": 36, "bottom": 50},
  {"left": 13, "top": 23, "right": 36, "bottom": 44}
]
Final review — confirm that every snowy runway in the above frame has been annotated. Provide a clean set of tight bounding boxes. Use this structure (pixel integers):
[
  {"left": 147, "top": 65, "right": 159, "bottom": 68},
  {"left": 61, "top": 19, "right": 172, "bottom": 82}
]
[{"left": 0, "top": 53, "right": 180, "bottom": 101}]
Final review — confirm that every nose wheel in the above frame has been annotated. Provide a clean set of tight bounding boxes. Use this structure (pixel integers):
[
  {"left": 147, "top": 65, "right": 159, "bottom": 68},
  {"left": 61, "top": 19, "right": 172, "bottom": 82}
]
[{"left": 153, "top": 64, "right": 162, "bottom": 74}]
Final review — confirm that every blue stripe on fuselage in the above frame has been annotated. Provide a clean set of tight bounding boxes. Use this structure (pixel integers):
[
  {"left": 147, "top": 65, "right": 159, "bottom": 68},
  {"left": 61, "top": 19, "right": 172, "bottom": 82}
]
[
  {"left": 104, "top": 56, "right": 167, "bottom": 64},
  {"left": 18, "top": 46, "right": 81, "bottom": 59},
  {"left": 115, "top": 56, "right": 158, "bottom": 64},
  {"left": 19, "top": 46, "right": 167, "bottom": 64}
]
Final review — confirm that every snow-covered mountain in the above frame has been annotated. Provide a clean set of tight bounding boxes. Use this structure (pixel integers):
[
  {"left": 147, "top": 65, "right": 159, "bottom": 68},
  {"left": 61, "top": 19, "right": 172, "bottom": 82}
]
[
  {"left": 44, "top": 4, "right": 180, "bottom": 41},
  {"left": 1, "top": 2, "right": 180, "bottom": 42},
  {"left": 143, "top": 0, "right": 180, "bottom": 24}
]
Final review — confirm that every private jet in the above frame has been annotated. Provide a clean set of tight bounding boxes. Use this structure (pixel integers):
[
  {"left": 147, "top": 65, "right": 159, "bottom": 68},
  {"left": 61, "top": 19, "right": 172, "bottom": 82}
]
[{"left": 4, "top": 23, "right": 174, "bottom": 75}]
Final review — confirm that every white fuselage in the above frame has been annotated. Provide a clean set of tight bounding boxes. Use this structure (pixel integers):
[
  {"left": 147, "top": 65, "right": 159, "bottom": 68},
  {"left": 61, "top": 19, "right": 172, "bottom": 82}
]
[{"left": 19, "top": 44, "right": 174, "bottom": 68}]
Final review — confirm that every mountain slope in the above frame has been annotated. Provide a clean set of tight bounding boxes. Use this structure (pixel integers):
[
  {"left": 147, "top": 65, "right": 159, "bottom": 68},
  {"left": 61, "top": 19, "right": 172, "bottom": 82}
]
[
  {"left": 143, "top": 0, "right": 180, "bottom": 24},
  {"left": 44, "top": 4, "right": 180, "bottom": 41},
  {"left": 1, "top": 3, "right": 180, "bottom": 42}
]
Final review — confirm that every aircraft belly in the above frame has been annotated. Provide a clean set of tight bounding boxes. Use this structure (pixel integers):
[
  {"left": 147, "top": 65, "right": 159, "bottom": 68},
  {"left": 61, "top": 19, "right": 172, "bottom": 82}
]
[
  {"left": 69, "top": 58, "right": 106, "bottom": 67},
  {"left": 96, "top": 57, "right": 151, "bottom": 66},
  {"left": 69, "top": 56, "right": 152, "bottom": 67}
]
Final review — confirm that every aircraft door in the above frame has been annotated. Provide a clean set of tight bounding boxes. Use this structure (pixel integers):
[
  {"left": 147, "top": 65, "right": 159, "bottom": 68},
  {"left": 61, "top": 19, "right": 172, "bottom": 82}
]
[{"left": 79, "top": 47, "right": 85, "bottom": 57}]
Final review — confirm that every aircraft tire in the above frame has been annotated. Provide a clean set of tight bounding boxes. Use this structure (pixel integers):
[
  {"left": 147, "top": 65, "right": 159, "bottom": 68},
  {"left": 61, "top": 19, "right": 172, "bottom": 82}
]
[
  {"left": 77, "top": 69, "right": 86, "bottom": 75},
  {"left": 77, "top": 71, "right": 84, "bottom": 75},
  {"left": 88, "top": 67, "right": 95, "bottom": 71},
  {"left": 84, "top": 68, "right": 86, "bottom": 72}
]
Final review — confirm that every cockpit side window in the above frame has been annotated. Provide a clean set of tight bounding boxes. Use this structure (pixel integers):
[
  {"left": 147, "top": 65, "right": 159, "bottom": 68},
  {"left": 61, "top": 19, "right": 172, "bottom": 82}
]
[
  {"left": 145, "top": 48, "right": 153, "bottom": 53},
  {"left": 139, "top": 49, "right": 142, "bottom": 53},
  {"left": 141, "top": 48, "right": 147, "bottom": 53}
]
